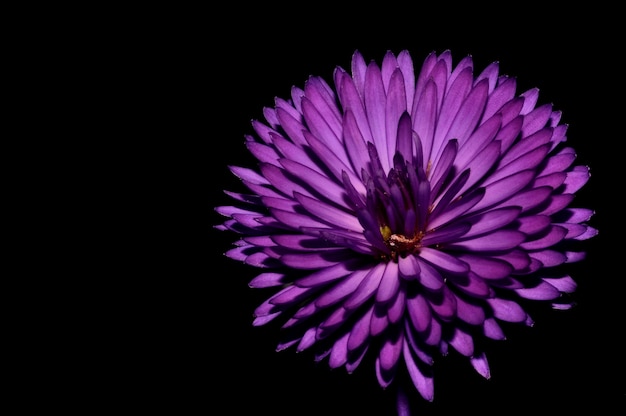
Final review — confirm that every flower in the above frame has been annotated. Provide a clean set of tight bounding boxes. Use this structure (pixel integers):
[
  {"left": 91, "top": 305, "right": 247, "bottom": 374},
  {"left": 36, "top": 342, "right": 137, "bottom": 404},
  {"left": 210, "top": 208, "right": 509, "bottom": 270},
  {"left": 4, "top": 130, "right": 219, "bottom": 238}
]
[{"left": 214, "top": 49, "right": 597, "bottom": 413}]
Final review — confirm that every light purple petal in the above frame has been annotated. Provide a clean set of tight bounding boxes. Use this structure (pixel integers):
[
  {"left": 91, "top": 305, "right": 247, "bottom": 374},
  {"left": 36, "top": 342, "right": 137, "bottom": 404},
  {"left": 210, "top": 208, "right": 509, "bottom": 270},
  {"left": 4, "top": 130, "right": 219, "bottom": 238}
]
[
  {"left": 448, "top": 327, "right": 474, "bottom": 356},
  {"left": 296, "top": 260, "right": 361, "bottom": 288},
  {"left": 294, "top": 192, "right": 362, "bottom": 232},
  {"left": 456, "top": 295, "right": 485, "bottom": 325},
  {"left": 487, "top": 298, "right": 527, "bottom": 322},
  {"left": 455, "top": 253, "right": 513, "bottom": 279},
  {"left": 482, "top": 317, "right": 506, "bottom": 340},
  {"left": 249, "top": 272, "right": 287, "bottom": 288},
  {"left": 483, "top": 76, "right": 516, "bottom": 121},
  {"left": 451, "top": 230, "right": 526, "bottom": 252},
  {"left": 528, "top": 250, "right": 567, "bottom": 267},
  {"left": 347, "top": 305, "right": 374, "bottom": 352},
  {"left": 515, "top": 281, "right": 560, "bottom": 300},
  {"left": 445, "top": 78, "right": 489, "bottom": 145},
  {"left": 419, "top": 247, "right": 469, "bottom": 274},
  {"left": 376, "top": 261, "right": 401, "bottom": 304},
  {"left": 403, "top": 340, "right": 434, "bottom": 401},
  {"left": 413, "top": 257, "right": 445, "bottom": 290},
  {"left": 364, "top": 60, "right": 390, "bottom": 172},
  {"left": 281, "top": 249, "right": 356, "bottom": 270},
  {"left": 470, "top": 352, "right": 491, "bottom": 379},
  {"left": 543, "top": 275, "right": 577, "bottom": 293},
  {"left": 344, "top": 262, "right": 386, "bottom": 310},
  {"left": 520, "top": 225, "right": 567, "bottom": 250},
  {"left": 412, "top": 79, "right": 438, "bottom": 163},
  {"left": 328, "top": 332, "right": 350, "bottom": 369},
  {"left": 521, "top": 103, "right": 552, "bottom": 136},
  {"left": 407, "top": 293, "right": 431, "bottom": 333},
  {"left": 470, "top": 170, "right": 536, "bottom": 213},
  {"left": 314, "top": 268, "right": 370, "bottom": 308}
]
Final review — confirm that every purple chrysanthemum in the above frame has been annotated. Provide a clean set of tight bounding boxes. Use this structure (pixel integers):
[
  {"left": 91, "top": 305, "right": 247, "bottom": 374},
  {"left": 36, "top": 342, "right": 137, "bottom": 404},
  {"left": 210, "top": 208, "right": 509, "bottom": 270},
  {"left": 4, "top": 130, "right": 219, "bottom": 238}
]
[{"left": 215, "top": 49, "right": 597, "bottom": 411}]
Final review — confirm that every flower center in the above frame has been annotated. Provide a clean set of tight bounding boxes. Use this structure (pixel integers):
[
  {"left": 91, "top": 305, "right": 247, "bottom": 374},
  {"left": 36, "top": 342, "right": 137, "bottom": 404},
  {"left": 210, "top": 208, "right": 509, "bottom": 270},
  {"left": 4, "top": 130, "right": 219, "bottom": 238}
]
[{"left": 380, "top": 225, "right": 424, "bottom": 261}]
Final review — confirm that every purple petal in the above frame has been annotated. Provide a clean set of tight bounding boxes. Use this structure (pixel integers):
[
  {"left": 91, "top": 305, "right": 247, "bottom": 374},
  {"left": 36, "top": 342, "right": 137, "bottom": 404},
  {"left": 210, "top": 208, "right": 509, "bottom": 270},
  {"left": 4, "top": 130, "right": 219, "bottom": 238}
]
[
  {"left": 269, "top": 208, "right": 328, "bottom": 230},
  {"left": 229, "top": 165, "right": 269, "bottom": 185},
  {"left": 397, "top": 50, "right": 416, "bottom": 109},
  {"left": 455, "top": 295, "right": 485, "bottom": 325},
  {"left": 483, "top": 317, "right": 506, "bottom": 340},
  {"left": 403, "top": 340, "right": 435, "bottom": 401},
  {"left": 505, "top": 187, "right": 553, "bottom": 213},
  {"left": 246, "top": 141, "right": 281, "bottom": 166},
  {"left": 296, "top": 261, "right": 361, "bottom": 288},
  {"left": 407, "top": 293, "right": 431, "bottom": 333},
  {"left": 445, "top": 78, "right": 489, "bottom": 145},
  {"left": 470, "top": 170, "right": 536, "bottom": 213},
  {"left": 447, "top": 271, "right": 491, "bottom": 298},
  {"left": 364, "top": 60, "right": 390, "bottom": 172},
  {"left": 411, "top": 79, "right": 438, "bottom": 164},
  {"left": 347, "top": 305, "right": 374, "bottom": 352},
  {"left": 448, "top": 327, "right": 474, "bottom": 356},
  {"left": 344, "top": 262, "right": 386, "bottom": 310},
  {"left": 421, "top": 222, "right": 471, "bottom": 246},
  {"left": 455, "top": 254, "right": 513, "bottom": 279},
  {"left": 533, "top": 171, "right": 566, "bottom": 189},
  {"left": 427, "top": 286, "right": 456, "bottom": 321},
  {"left": 280, "top": 159, "right": 354, "bottom": 208},
  {"left": 520, "top": 225, "right": 567, "bottom": 250},
  {"left": 281, "top": 249, "right": 356, "bottom": 270},
  {"left": 434, "top": 67, "right": 472, "bottom": 148},
  {"left": 538, "top": 150, "right": 576, "bottom": 176},
  {"left": 499, "top": 128, "right": 552, "bottom": 167},
  {"left": 343, "top": 110, "right": 371, "bottom": 179},
  {"left": 303, "top": 130, "right": 362, "bottom": 188},
  {"left": 370, "top": 306, "right": 390, "bottom": 337},
  {"left": 301, "top": 97, "right": 343, "bottom": 152},
  {"left": 521, "top": 103, "right": 552, "bottom": 137},
  {"left": 495, "top": 115, "right": 523, "bottom": 152},
  {"left": 294, "top": 192, "right": 362, "bottom": 232},
  {"left": 427, "top": 188, "right": 484, "bottom": 230},
  {"left": 395, "top": 112, "right": 413, "bottom": 162},
  {"left": 493, "top": 144, "right": 551, "bottom": 185},
  {"left": 275, "top": 107, "right": 307, "bottom": 147},
  {"left": 296, "top": 327, "right": 318, "bottom": 352},
  {"left": 563, "top": 165, "right": 590, "bottom": 193},
  {"left": 376, "top": 261, "right": 401, "bottom": 304},
  {"left": 487, "top": 298, "right": 527, "bottom": 322},
  {"left": 515, "top": 281, "right": 560, "bottom": 300},
  {"left": 249, "top": 272, "right": 287, "bottom": 288},
  {"left": 328, "top": 332, "right": 350, "bottom": 368},
  {"left": 483, "top": 76, "right": 516, "bottom": 121},
  {"left": 543, "top": 275, "right": 577, "bottom": 293},
  {"left": 388, "top": 289, "right": 406, "bottom": 324},
  {"left": 378, "top": 332, "right": 403, "bottom": 374},
  {"left": 398, "top": 254, "right": 420, "bottom": 280},
  {"left": 314, "top": 268, "right": 370, "bottom": 308},
  {"left": 456, "top": 114, "right": 501, "bottom": 169},
  {"left": 528, "top": 250, "right": 567, "bottom": 267},
  {"left": 419, "top": 247, "right": 469, "bottom": 274},
  {"left": 451, "top": 230, "right": 526, "bottom": 252},
  {"left": 385, "top": 69, "right": 408, "bottom": 166},
  {"left": 516, "top": 215, "right": 551, "bottom": 235},
  {"left": 470, "top": 352, "right": 491, "bottom": 379},
  {"left": 462, "top": 207, "right": 521, "bottom": 238},
  {"left": 414, "top": 257, "right": 445, "bottom": 290},
  {"left": 269, "top": 285, "right": 312, "bottom": 307},
  {"left": 520, "top": 88, "right": 540, "bottom": 115}
]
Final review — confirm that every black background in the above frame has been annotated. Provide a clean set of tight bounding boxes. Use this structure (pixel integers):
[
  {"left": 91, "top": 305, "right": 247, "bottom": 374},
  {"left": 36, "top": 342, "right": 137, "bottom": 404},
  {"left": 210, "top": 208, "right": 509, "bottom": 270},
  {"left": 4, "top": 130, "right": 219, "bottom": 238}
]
[{"left": 121, "top": 6, "right": 624, "bottom": 416}]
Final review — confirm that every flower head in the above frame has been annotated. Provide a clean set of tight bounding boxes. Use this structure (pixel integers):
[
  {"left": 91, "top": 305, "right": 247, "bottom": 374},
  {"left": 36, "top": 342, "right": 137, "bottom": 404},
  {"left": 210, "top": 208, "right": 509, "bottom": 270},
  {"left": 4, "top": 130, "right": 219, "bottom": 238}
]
[{"left": 215, "top": 49, "right": 597, "bottom": 412}]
